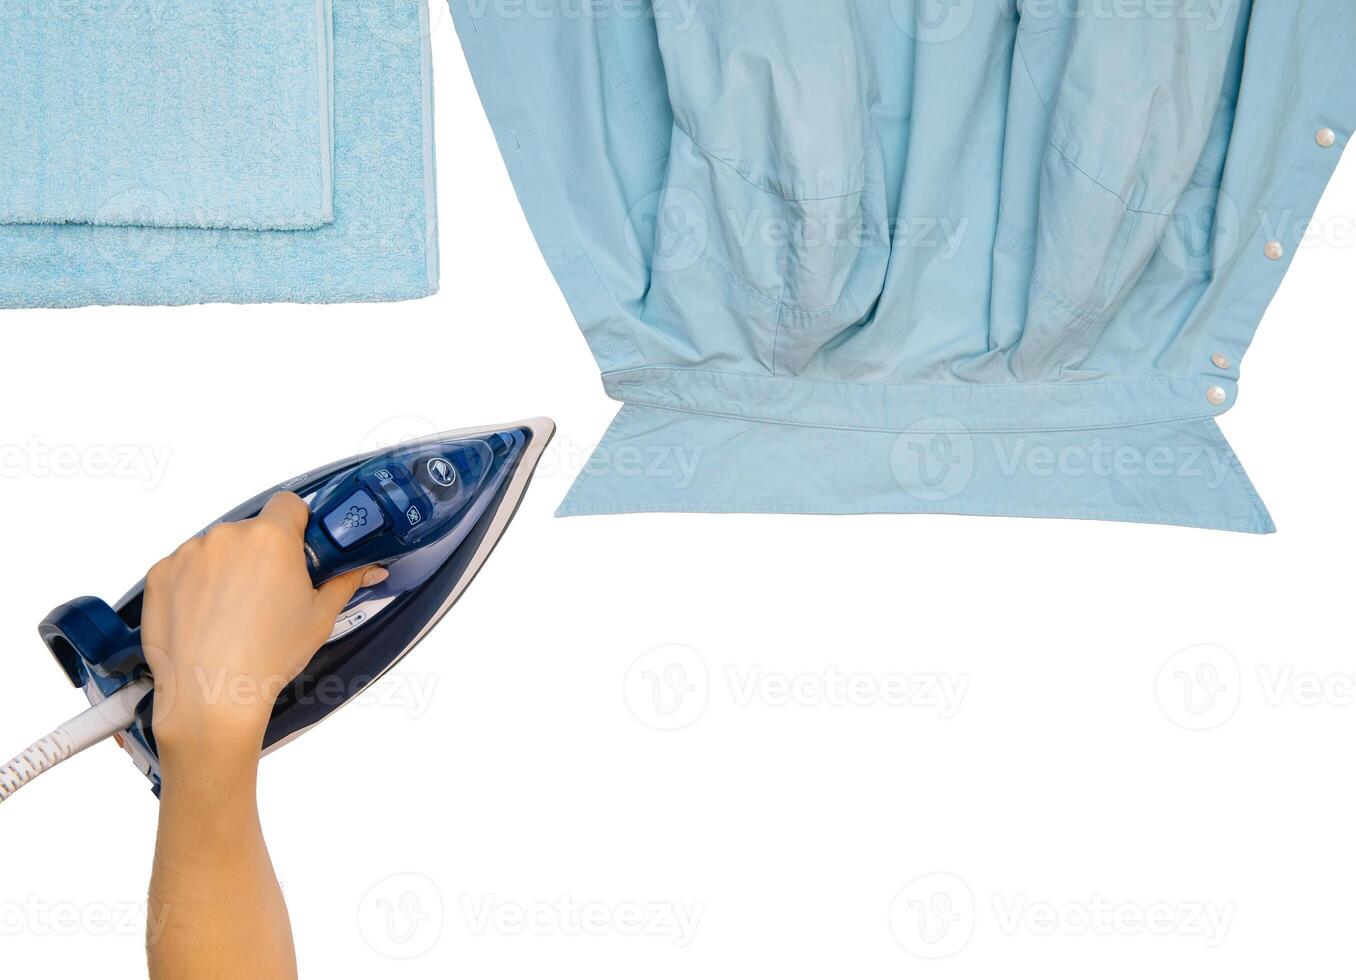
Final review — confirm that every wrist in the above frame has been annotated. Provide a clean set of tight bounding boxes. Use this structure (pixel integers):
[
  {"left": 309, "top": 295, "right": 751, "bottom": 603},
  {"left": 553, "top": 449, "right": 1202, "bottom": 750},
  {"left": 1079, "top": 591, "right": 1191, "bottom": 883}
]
[
  {"left": 151, "top": 660, "right": 280, "bottom": 749},
  {"left": 153, "top": 699, "right": 271, "bottom": 774},
  {"left": 157, "top": 724, "right": 264, "bottom": 792}
]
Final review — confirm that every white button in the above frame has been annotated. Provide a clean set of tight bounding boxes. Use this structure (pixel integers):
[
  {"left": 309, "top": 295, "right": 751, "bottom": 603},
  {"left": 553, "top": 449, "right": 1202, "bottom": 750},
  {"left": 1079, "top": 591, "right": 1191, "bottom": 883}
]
[
  {"left": 1211, "top": 353, "right": 1231, "bottom": 370},
  {"left": 1264, "top": 241, "right": 1285, "bottom": 260},
  {"left": 1317, "top": 127, "right": 1337, "bottom": 148},
  {"left": 1206, "top": 385, "right": 1228, "bottom": 406}
]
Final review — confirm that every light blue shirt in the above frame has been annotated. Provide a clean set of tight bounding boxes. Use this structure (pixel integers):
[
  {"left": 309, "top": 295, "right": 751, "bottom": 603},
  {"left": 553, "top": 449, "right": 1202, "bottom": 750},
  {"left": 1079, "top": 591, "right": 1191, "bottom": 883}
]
[{"left": 452, "top": 0, "right": 1354, "bottom": 532}]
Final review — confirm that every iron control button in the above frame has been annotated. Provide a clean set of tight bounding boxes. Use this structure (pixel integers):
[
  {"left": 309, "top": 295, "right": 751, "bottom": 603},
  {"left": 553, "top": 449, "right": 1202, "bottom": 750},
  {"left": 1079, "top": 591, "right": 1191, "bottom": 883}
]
[
  {"left": 416, "top": 455, "right": 465, "bottom": 501},
  {"left": 322, "top": 489, "right": 387, "bottom": 550},
  {"left": 427, "top": 457, "right": 457, "bottom": 488},
  {"left": 328, "top": 607, "right": 369, "bottom": 641},
  {"left": 357, "top": 464, "right": 434, "bottom": 540},
  {"left": 367, "top": 466, "right": 400, "bottom": 488}
]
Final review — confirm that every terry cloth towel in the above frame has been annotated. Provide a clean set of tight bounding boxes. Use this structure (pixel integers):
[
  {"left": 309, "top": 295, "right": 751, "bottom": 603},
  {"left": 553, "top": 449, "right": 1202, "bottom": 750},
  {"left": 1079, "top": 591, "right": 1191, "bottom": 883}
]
[
  {"left": 0, "top": 0, "right": 438, "bottom": 307},
  {"left": 0, "top": 0, "right": 335, "bottom": 231},
  {"left": 452, "top": 0, "right": 1355, "bottom": 533}
]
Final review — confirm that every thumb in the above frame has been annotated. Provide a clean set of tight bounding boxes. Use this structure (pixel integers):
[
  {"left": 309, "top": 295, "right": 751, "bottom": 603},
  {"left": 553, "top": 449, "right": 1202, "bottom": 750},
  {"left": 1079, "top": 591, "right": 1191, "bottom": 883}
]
[{"left": 315, "top": 565, "right": 389, "bottom": 621}]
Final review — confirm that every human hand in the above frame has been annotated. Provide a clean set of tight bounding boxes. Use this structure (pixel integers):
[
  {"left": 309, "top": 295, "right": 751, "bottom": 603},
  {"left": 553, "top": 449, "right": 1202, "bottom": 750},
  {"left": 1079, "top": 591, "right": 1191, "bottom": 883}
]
[{"left": 140, "top": 492, "right": 387, "bottom": 757}]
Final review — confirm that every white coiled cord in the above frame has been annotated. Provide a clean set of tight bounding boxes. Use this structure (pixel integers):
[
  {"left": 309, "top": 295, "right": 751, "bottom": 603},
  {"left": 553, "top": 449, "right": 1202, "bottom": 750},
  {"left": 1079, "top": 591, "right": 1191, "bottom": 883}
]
[{"left": 0, "top": 678, "right": 154, "bottom": 803}]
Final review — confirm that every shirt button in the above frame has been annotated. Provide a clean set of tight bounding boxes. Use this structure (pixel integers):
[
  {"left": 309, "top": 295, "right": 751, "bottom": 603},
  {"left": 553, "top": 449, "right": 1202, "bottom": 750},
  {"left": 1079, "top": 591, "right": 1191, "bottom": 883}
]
[
  {"left": 1206, "top": 385, "right": 1228, "bottom": 406},
  {"left": 1316, "top": 127, "right": 1337, "bottom": 148},
  {"left": 1211, "top": 353, "right": 1231, "bottom": 371},
  {"left": 1264, "top": 241, "right": 1285, "bottom": 260}
]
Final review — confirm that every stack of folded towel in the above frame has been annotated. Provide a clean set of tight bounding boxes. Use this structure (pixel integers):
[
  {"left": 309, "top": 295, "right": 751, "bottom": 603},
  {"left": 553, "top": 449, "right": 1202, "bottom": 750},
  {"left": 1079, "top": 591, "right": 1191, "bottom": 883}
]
[{"left": 0, "top": 0, "right": 439, "bottom": 307}]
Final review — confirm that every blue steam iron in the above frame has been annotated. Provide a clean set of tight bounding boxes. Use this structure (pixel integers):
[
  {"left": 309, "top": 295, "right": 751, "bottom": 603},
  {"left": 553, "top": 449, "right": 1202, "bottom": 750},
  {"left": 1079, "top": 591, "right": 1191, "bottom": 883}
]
[{"left": 9, "top": 419, "right": 554, "bottom": 798}]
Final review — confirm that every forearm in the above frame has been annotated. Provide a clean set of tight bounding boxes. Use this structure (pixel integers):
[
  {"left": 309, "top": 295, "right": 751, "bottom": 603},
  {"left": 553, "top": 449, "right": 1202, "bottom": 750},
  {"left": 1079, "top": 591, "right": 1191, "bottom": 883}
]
[
  {"left": 148, "top": 731, "right": 297, "bottom": 980},
  {"left": 137, "top": 494, "right": 377, "bottom": 978}
]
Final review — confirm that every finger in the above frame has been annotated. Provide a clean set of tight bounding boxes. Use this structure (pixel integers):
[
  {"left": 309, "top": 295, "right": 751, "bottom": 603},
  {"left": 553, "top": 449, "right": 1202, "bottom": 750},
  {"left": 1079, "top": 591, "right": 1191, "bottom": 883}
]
[
  {"left": 257, "top": 491, "right": 311, "bottom": 538},
  {"left": 315, "top": 564, "right": 390, "bottom": 621}
]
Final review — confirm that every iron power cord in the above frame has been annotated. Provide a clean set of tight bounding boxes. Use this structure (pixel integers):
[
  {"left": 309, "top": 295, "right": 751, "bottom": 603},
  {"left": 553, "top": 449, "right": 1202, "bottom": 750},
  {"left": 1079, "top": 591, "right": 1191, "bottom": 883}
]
[{"left": 0, "top": 679, "right": 154, "bottom": 803}]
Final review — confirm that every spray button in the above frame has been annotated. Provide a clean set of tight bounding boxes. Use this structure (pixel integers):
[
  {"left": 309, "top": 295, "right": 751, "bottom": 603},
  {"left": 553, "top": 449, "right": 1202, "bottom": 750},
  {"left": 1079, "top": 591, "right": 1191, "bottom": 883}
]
[{"left": 321, "top": 489, "right": 388, "bottom": 550}]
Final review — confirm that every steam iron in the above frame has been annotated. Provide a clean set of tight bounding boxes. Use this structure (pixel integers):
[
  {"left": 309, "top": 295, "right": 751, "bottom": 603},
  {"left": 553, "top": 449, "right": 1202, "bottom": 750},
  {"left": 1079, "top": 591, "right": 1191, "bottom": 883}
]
[{"left": 4, "top": 419, "right": 554, "bottom": 799}]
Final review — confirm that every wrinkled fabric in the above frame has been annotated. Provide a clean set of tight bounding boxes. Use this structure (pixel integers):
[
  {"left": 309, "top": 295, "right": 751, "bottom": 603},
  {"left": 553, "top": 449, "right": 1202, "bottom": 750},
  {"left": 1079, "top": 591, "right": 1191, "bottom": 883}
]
[{"left": 453, "top": 0, "right": 1356, "bottom": 532}]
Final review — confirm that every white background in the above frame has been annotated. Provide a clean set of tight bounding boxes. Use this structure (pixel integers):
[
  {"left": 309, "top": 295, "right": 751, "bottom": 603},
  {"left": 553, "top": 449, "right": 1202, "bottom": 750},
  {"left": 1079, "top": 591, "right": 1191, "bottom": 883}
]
[{"left": 3, "top": 9, "right": 1356, "bottom": 978}]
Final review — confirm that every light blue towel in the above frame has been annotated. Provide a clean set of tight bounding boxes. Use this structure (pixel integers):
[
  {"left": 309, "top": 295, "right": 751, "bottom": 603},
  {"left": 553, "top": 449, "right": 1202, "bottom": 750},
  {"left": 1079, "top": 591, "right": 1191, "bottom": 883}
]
[
  {"left": 0, "top": 0, "right": 334, "bottom": 231},
  {"left": 0, "top": 0, "right": 438, "bottom": 308}
]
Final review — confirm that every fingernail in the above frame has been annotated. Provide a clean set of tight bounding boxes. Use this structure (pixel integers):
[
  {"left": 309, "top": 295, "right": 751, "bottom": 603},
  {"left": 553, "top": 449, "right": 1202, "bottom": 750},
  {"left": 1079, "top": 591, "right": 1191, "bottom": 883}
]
[{"left": 361, "top": 567, "right": 390, "bottom": 587}]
